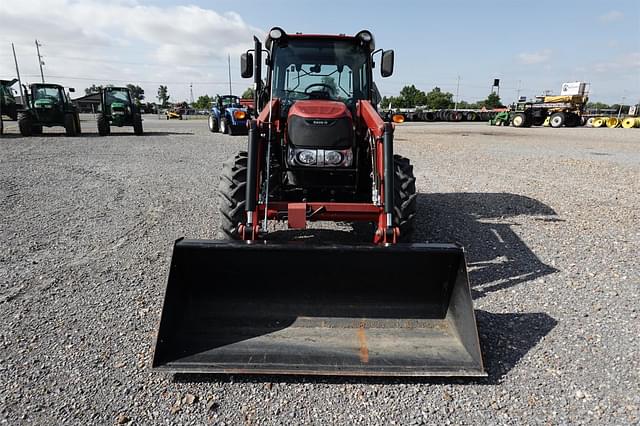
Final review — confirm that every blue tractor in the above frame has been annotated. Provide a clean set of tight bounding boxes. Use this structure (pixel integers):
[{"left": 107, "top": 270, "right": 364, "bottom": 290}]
[{"left": 207, "top": 95, "right": 249, "bottom": 135}]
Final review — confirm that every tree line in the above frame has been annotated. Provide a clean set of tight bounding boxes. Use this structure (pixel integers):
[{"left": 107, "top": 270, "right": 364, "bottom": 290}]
[{"left": 381, "top": 85, "right": 504, "bottom": 110}]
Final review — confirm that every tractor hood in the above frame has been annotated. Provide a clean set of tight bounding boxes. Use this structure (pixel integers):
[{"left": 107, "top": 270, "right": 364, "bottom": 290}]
[
  {"left": 34, "top": 99, "right": 55, "bottom": 109},
  {"left": 110, "top": 101, "right": 126, "bottom": 113},
  {"left": 287, "top": 100, "right": 353, "bottom": 149}
]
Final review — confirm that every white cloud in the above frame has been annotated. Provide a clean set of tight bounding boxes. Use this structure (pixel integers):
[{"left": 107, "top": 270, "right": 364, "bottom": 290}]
[
  {"left": 600, "top": 10, "right": 624, "bottom": 23},
  {"left": 593, "top": 52, "right": 640, "bottom": 73},
  {"left": 0, "top": 1, "right": 263, "bottom": 101},
  {"left": 517, "top": 49, "right": 552, "bottom": 65}
]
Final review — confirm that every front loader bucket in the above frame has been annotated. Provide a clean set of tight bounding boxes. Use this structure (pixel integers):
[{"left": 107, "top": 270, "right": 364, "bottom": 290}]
[{"left": 152, "top": 240, "right": 485, "bottom": 377}]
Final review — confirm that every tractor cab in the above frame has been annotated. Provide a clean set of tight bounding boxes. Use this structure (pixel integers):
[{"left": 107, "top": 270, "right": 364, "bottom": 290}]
[
  {"left": 30, "top": 84, "right": 69, "bottom": 121},
  {"left": 102, "top": 87, "right": 134, "bottom": 117},
  {"left": 218, "top": 95, "right": 242, "bottom": 109},
  {"left": 18, "top": 83, "right": 81, "bottom": 136},
  {"left": 0, "top": 79, "right": 19, "bottom": 121},
  {"left": 96, "top": 86, "right": 143, "bottom": 136}
]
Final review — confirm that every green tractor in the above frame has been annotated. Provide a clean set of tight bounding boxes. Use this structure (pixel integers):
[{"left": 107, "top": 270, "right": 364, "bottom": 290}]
[
  {"left": 18, "top": 83, "right": 81, "bottom": 136},
  {"left": 1, "top": 79, "right": 20, "bottom": 135},
  {"left": 489, "top": 111, "right": 510, "bottom": 126},
  {"left": 96, "top": 87, "right": 143, "bottom": 136}
]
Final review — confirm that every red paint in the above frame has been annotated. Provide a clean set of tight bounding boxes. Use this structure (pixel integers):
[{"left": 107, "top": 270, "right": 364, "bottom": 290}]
[
  {"left": 357, "top": 100, "right": 385, "bottom": 139},
  {"left": 288, "top": 203, "right": 307, "bottom": 229},
  {"left": 288, "top": 100, "right": 352, "bottom": 120}
]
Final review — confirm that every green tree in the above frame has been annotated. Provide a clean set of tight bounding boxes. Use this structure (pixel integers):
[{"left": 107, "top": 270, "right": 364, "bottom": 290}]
[
  {"left": 586, "top": 101, "right": 610, "bottom": 110},
  {"left": 399, "top": 85, "right": 427, "bottom": 108},
  {"left": 381, "top": 96, "right": 399, "bottom": 110},
  {"left": 479, "top": 92, "right": 503, "bottom": 108},
  {"left": 157, "top": 85, "right": 170, "bottom": 107},
  {"left": 192, "top": 95, "right": 213, "bottom": 110},
  {"left": 126, "top": 84, "right": 145, "bottom": 104},
  {"left": 85, "top": 84, "right": 103, "bottom": 95},
  {"left": 241, "top": 87, "right": 255, "bottom": 99},
  {"left": 455, "top": 100, "right": 478, "bottom": 109},
  {"left": 425, "top": 87, "right": 454, "bottom": 109}
]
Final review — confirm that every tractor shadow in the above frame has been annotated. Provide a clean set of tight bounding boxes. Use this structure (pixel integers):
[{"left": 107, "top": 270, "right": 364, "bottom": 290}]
[
  {"left": 3, "top": 131, "right": 195, "bottom": 138},
  {"left": 414, "top": 192, "right": 560, "bottom": 299},
  {"left": 79, "top": 131, "right": 195, "bottom": 137},
  {"left": 266, "top": 192, "right": 560, "bottom": 299}
]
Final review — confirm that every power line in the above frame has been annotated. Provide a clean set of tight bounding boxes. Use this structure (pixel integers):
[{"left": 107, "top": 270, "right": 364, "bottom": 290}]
[{"left": 19, "top": 73, "right": 248, "bottom": 85}]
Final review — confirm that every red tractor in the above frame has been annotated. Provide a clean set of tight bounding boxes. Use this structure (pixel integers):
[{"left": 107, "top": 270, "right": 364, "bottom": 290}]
[{"left": 153, "top": 28, "right": 483, "bottom": 377}]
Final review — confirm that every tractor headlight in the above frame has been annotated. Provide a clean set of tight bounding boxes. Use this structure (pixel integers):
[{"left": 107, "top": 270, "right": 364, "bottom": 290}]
[
  {"left": 288, "top": 147, "right": 353, "bottom": 167},
  {"left": 296, "top": 150, "right": 317, "bottom": 165},
  {"left": 324, "top": 150, "right": 343, "bottom": 165},
  {"left": 233, "top": 110, "right": 246, "bottom": 120}
]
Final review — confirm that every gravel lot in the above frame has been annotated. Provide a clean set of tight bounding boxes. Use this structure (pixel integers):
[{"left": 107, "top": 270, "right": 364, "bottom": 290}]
[{"left": 1, "top": 116, "right": 638, "bottom": 425}]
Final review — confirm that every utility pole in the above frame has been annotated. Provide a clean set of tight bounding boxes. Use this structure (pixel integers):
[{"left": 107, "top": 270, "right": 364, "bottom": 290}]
[
  {"left": 227, "top": 54, "right": 232, "bottom": 95},
  {"left": 617, "top": 96, "right": 626, "bottom": 119},
  {"left": 189, "top": 83, "right": 194, "bottom": 104},
  {"left": 35, "top": 40, "right": 45, "bottom": 83},
  {"left": 12, "top": 43, "right": 25, "bottom": 102},
  {"left": 454, "top": 75, "right": 460, "bottom": 110}
]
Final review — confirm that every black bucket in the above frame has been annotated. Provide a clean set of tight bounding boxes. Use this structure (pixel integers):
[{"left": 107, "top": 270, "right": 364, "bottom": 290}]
[{"left": 152, "top": 240, "right": 485, "bottom": 377}]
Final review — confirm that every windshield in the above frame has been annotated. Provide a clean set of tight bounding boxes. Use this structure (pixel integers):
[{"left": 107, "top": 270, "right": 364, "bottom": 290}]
[
  {"left": 221, "top": 96, "right": 240, "bottom": 107},
  {"left": 107, "top": 89, "right": 130, "bottom": 104},
  {"left": 0, "top": 85, "right": 12, "bottom": 102},
  {"left": 272, "top": 39, "right": 370, "bottom": 104},
  {"left": 33, "top": 86, "right": 62, "bottom": 102}
]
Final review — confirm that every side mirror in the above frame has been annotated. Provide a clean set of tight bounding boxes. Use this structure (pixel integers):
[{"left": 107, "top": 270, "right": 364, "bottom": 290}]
[
  {"left": 381, "top": 50, "right": 394, "bottom": 78},
  {"left": 241, "top": 53, "right": 253, "bottom": 78},
  {"left": 69, "top": 87, "right": 76, "bottom": 93}
]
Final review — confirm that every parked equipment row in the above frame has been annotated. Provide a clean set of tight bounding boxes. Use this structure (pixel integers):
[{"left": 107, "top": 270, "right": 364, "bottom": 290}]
[{"left": 382, "top": 109, "right": 500, "bottom": 122}]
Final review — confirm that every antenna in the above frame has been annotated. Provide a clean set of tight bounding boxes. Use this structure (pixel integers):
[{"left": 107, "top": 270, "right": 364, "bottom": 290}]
[
  {"left": 35, "top": 40, "right": 45, "bottom": 83},
  {"left": 227, "top": 54, "right": 232, "bottom": 95}
]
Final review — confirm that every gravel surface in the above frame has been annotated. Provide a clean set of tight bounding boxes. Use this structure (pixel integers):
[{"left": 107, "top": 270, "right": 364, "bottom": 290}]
[{"left": 1, "top": 117, "right": 638, "bottom": 425}]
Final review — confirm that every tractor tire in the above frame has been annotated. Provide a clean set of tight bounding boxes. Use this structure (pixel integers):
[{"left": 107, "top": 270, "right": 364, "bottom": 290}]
[
  {"left": 208, "top": 115, "right": 218, "bottom": 132},
  {"left": 32, "top": 125, "right": 43, "bottom": 135},
  {"left": 0, "top": 117, "right": 3, "bottom": 135},
  {"left": 64, "top": 113, "right": 77, "bottom": 136},
  {"left": 392, "top": 154, "right": 417, "bottom": 241},
  {"left": 550, "top": 112, "right": 565, "bottom": 128},
  {"left": 133, "top": 113, "right": 143, "bottom": 135},
  {"left": 532, "top": 116, "right": 546, "bottom": 126},
  {"left": 511, "top": 112, "right": 527, "bottom": 127},
  {"left": 218, "top": 151, "right": 248, "bottom": 239},
  {"left": 97, "top": 113, "right": 110, "bottom": 136},
  {"left": 75, "top": 114, "right": 82, "bottom": 135},
  {"left": 220, "top": 118, "right": 229, "bottom": 134},
  {"left": 564, "top": 113, "right": 579, "bottom": 128},
  {"left": 18, "top": 112, "right": 33, "bottom": 136}
]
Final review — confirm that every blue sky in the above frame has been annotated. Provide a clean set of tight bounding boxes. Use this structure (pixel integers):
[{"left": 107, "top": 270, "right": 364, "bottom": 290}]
[{"left": 1, "top": 0, "right": 638, "bottom": 104}]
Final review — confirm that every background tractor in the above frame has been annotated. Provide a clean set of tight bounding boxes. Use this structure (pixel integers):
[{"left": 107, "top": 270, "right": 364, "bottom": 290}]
[
  {"left": 153, "top": 28, "right": 483, "bottom": 377},
  {"left": 96, "top": 86, "right": 143, "bottom": 136},
  {"left": 18, "top": 83, "right": 81, "bottom": 136},
  {"left": 207, "top": 95, "right": 249, "bottom": 135},
  {"left": 510, "top": 82, "right": 589, "bottom": 128},
  {"left": 1, "top": 79, "right": 20, "bottom": 134}
]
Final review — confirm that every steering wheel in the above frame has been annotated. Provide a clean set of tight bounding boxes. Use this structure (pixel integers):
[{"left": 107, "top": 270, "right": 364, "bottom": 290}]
[{"left": 304, "top": 83, "right": 334, "bottom": 94}]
